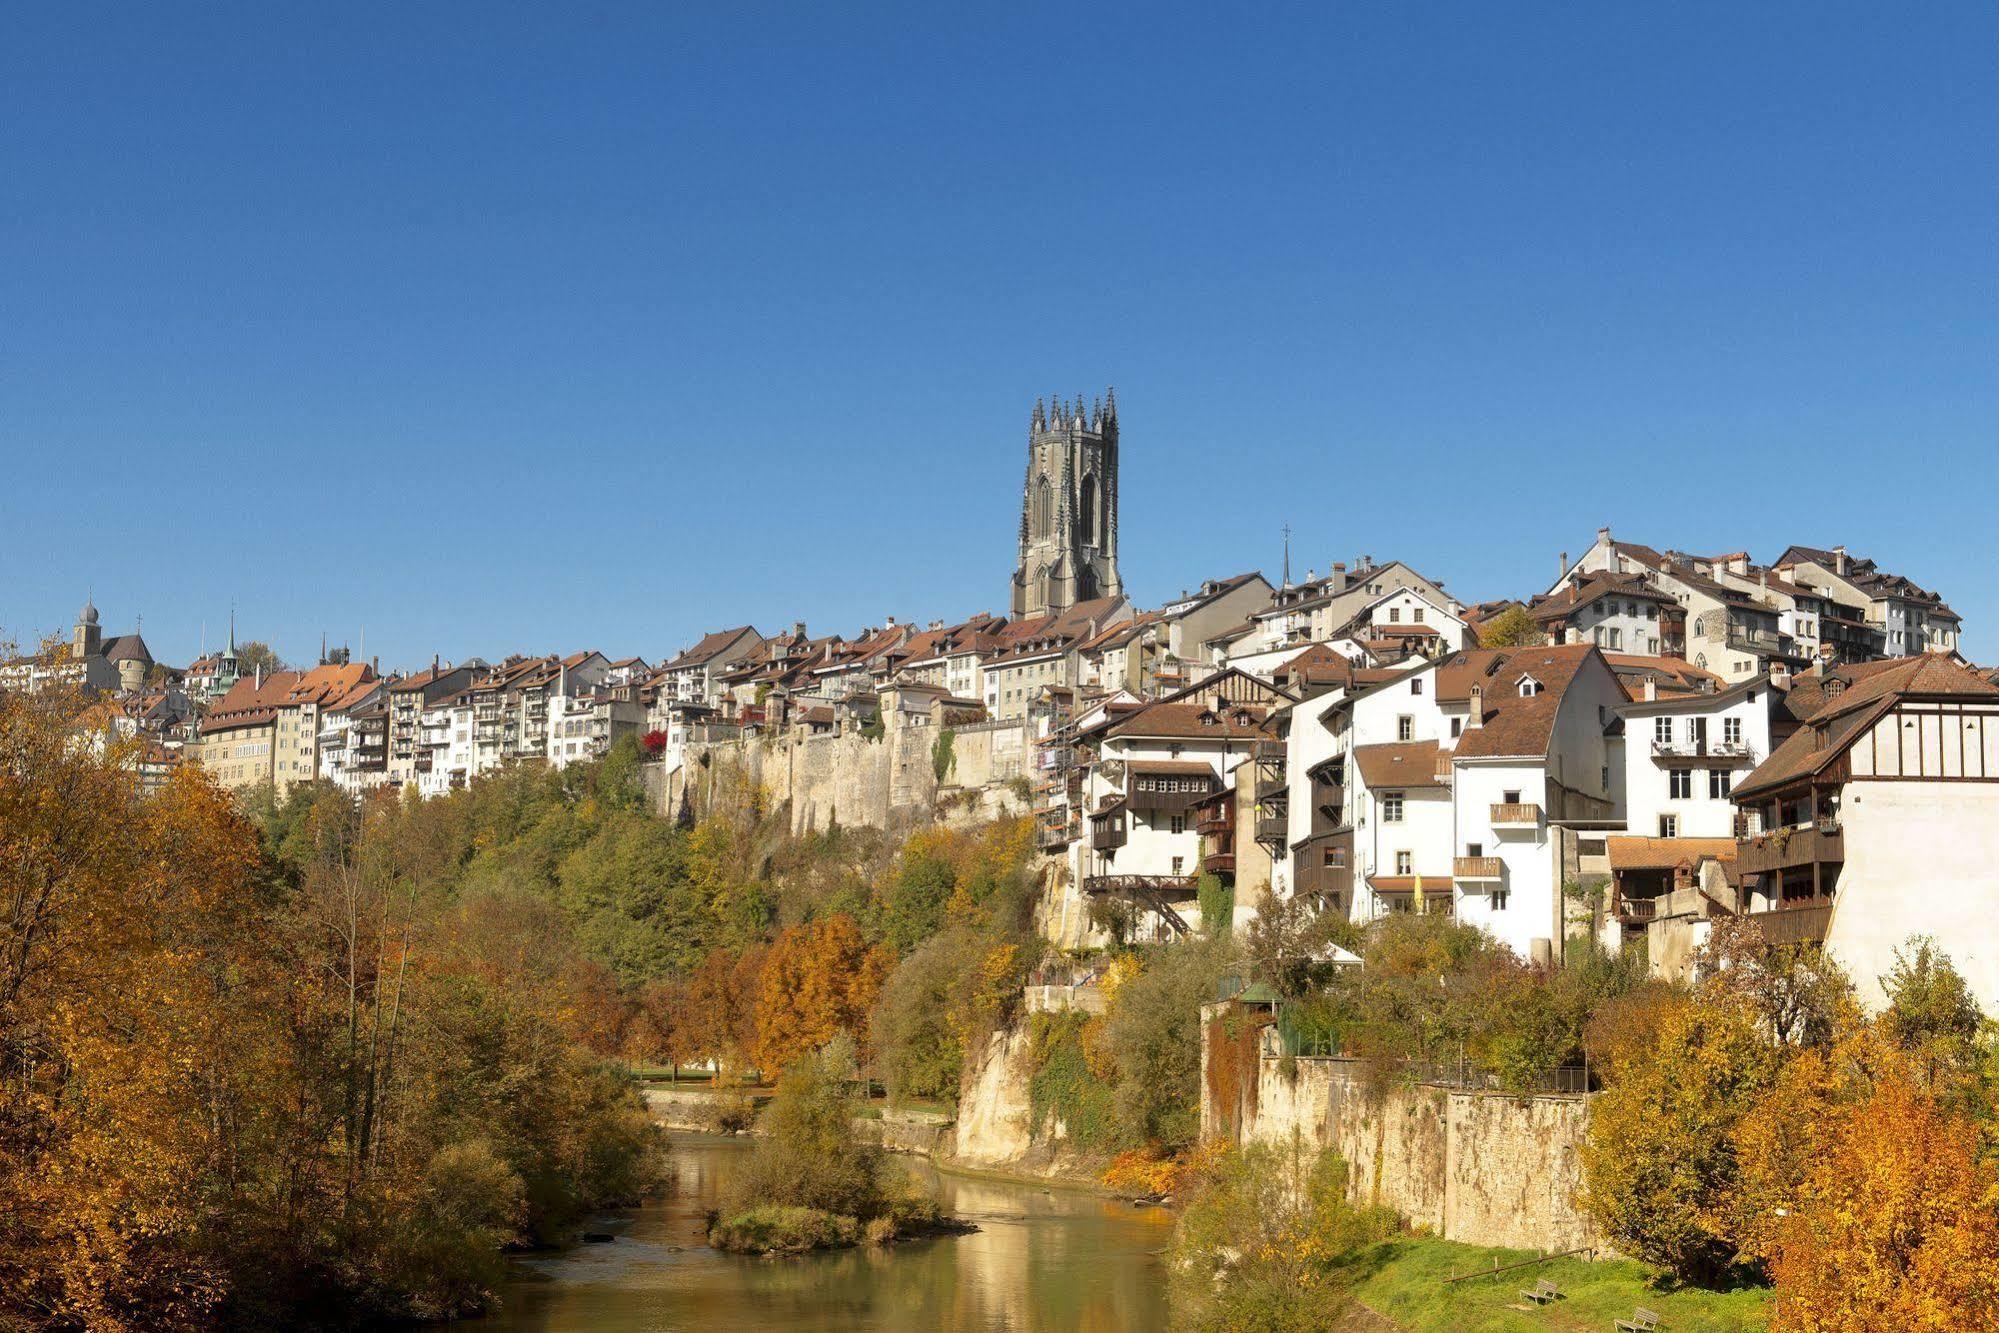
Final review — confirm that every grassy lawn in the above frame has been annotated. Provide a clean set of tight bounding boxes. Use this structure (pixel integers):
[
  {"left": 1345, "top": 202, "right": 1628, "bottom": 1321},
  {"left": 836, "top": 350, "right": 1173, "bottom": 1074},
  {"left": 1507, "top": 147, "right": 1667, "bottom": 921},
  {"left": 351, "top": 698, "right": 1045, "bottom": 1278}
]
[{"left": 1349, "top": 1236, "right": 1771, "bottom": 1332}]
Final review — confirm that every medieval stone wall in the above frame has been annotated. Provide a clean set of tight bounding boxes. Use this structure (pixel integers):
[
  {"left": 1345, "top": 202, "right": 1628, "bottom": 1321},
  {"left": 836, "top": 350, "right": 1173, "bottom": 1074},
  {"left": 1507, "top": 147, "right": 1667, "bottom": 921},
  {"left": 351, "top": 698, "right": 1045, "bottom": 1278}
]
[{"left": 1229, "top": 1052, "right": 1602, "bottom": 1252}]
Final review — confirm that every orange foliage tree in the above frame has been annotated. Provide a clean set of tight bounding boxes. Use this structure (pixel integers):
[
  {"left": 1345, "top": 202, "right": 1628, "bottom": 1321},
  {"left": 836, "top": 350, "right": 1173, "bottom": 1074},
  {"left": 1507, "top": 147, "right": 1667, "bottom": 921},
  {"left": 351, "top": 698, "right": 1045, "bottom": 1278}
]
[
  {"left": 1766, "top": 1071, "right": 1999, "bottom": 1328},
  {"left": 753, "top": 914, "right": 891, "bottom": 1076}
]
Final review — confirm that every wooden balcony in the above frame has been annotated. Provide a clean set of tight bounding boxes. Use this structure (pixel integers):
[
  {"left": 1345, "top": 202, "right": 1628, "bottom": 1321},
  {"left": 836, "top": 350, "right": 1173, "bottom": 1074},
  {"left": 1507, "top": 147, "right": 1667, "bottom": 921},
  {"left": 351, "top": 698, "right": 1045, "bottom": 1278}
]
[
  {"left": 1195, "top": 803, "right": 1235, "bottom": 836},
  {"left": 1090, "top": 818, "right": 1127, "bottom": 851},
  {"left": 1202, "top": 851, "right": 1236, "bottom": 875},
  {"left": 1489, "top": 803, "right": 1542, "bottom": 829},
  {"left": 1453, "top": 856, "right": 1504, "bottom": 883},
  {"left": 1254, "top": 812, "right": 1289, "bottom": 845},
  {"left": 1737, "top": 825, "right": 1843, "bottom": 876},
  {"left": 1256, "top": 777, "right": 1289, "bottom": 804},
  {"left": 1743, "top": 901, "right": 1833, "bottom": 946},
  {"left": 1617, "top": 895, "right": 1659, "bottom": 924}
]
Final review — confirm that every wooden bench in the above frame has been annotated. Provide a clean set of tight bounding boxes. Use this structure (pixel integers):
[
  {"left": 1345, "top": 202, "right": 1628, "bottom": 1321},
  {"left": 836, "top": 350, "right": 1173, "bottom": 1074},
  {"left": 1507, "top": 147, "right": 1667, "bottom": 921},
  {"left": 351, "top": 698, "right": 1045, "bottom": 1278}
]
[
  {"left": 1614, "top": 1309, "right": 1660, "bottom": 1332},
  {"left": 1519, "top": 1279, "right": 1561, "bottom": 1304}
]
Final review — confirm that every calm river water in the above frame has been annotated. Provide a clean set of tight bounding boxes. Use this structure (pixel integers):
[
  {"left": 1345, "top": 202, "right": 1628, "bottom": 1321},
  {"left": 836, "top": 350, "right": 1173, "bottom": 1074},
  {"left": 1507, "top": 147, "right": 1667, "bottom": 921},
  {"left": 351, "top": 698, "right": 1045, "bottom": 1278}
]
[{"left": 473, "top": 1134, "right": 1175, "bottom": 1332}]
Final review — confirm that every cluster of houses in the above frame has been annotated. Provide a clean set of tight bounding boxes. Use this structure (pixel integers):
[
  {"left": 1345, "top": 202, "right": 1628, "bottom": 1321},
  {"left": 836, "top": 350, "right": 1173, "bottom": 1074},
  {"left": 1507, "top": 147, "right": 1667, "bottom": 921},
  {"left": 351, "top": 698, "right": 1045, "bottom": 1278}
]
[
  {"left": 1023, "top": 529, "right": 1993, "bottom": 1013},
  {"left": 8, "top": 506, "right": 1992, "bottom": 1009}
]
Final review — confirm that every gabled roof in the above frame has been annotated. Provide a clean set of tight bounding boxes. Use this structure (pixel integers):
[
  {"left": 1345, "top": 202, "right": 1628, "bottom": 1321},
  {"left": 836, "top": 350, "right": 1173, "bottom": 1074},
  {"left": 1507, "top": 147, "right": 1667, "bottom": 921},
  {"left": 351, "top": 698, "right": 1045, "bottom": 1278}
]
[
  {"left": 1449, "top": 644, "right": 1608, "bottom": 760},
  {"left": 1351, "top": 741, "right": 1445, "bottom": 791},
  {"left": 1735, "top": 655, "right": 1999, "bottom": 798},
  {"left": 661, "top": 626, "right": 760, "bottom": 672},
  {"left": 1103, "top": 701, "right": 1270, "bottom": 743},
  {"left": 1528, "top": 571, "right": 1677, "bottom": 623},
  {"left": 1607, "top": 836, "right": 1737, "bottom": 871}
]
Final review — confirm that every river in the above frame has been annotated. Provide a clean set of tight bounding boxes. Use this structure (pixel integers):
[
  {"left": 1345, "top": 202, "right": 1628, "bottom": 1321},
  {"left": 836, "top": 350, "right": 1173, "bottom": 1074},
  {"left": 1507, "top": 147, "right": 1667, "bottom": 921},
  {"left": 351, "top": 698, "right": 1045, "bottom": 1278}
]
[{"left": 474, "top": 1134, "right": 1176, "bottom": 1332}]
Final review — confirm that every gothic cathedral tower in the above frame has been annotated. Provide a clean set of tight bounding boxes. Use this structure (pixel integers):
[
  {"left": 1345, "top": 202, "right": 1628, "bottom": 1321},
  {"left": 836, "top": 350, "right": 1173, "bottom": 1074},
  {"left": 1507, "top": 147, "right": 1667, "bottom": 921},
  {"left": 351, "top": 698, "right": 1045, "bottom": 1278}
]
[{"left": 1011, "top": 389, "right": 1122, "bottom": 618}]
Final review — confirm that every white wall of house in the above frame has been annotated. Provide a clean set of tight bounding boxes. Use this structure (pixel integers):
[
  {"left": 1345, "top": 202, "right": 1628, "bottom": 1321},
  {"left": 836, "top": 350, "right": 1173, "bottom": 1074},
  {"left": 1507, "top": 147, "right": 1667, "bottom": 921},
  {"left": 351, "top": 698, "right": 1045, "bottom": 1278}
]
[
  {"left": 1620, "top": 688, "right": 1769, "bottom": 839},
  {"left": 1828, "top": 781, "right": 1999, "bottom": 1014},
  {"left": 1450, "top": 759, "right": 1561, "bottom": 960}
]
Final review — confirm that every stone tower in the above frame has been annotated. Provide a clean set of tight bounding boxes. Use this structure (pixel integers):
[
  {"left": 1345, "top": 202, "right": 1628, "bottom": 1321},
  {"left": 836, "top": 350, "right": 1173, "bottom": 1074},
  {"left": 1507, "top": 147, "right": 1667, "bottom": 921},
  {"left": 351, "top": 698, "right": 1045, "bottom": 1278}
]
[
  {"left": 72, "top": 595, "right": 102, "bottom": 659},
  {"left": 1012, "top": 390, "right": 1123, "bottom": 618}
]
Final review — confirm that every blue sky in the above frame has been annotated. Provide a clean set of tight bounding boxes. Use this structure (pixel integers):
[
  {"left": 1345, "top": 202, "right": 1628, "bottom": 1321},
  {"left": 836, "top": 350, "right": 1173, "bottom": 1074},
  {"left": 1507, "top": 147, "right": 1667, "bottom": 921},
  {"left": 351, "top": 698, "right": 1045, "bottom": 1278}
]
[{"left": 4, "top": 2, "right": 1995, "bottom": 669}]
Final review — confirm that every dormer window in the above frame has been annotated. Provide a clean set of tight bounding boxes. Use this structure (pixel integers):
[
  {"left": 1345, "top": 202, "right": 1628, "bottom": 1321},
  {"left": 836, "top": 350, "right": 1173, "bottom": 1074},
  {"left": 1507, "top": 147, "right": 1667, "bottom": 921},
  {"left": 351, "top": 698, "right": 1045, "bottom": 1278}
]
[{"left": 1518, "top": 676, "right": 1542, "bottom": 697}]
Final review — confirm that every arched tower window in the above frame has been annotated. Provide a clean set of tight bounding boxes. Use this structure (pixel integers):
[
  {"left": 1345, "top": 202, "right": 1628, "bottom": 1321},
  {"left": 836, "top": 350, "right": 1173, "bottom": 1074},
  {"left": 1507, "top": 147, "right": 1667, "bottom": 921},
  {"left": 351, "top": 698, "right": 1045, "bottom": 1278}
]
[
  {"left": 1079, "top": 473, "right": 1098, "bottom": 545},
  {"left": 1033, "top": 475, "right": 1053, "bottom": 537}
]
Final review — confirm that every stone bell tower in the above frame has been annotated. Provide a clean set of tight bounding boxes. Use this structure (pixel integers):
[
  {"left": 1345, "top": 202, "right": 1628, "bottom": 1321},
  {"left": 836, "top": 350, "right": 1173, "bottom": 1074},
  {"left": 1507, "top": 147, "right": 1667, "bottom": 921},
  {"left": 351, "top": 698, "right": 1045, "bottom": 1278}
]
[{"left": 1011, "top": 389, "right": 1122, "bottom": 618}]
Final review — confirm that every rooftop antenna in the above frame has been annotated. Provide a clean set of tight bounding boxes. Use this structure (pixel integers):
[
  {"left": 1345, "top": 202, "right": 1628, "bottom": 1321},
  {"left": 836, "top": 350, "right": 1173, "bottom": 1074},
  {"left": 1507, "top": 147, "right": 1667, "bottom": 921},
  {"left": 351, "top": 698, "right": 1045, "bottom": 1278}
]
[{"left": 1281, "top": 521, "right": 1293, "bottom": 588}]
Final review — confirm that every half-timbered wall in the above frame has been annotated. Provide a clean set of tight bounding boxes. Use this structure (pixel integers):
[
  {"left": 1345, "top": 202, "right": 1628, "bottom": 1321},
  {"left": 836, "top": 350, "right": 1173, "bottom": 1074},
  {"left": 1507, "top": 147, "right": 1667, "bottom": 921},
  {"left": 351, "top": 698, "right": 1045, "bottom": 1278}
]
[{"left": 1849, "top": 700, "right": 1999, "bottom": 781}]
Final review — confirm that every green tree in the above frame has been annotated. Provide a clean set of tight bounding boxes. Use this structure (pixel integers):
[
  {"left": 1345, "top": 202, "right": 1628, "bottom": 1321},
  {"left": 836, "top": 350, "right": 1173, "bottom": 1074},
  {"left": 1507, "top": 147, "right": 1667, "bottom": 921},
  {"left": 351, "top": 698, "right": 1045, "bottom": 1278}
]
[
  {"left": 1880, "top": 936, "right": 1985, "bottom": 1094},
  {"left": 1476, "top": 605, "right": 1542, "bottom": 648},
  {"left": 1581, "top": 997, "right": 1781, "bottom": 1283},
  {"left": 1099, "top": 937, "right": 1233, "bottom": 1150},
  {"left": 1170, "top": 1138, "right": 1396, "bottom": 1332}
]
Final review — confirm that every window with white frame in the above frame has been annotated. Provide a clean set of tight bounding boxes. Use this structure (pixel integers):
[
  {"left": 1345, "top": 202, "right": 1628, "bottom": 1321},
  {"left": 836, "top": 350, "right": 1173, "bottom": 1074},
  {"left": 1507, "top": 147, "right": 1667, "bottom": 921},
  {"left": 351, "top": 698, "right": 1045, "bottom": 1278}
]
[
  {"left": 1669, "top": 769, "right": 1693, "bottom": 799},
  {"left": 1395, "top": 850, "right": 1412, "bottom": 875},
  {"left": 1382, "top": 791, "right": 1405, "bottom": 822},
  {"left": 1654, "top": 716, "right": 1673, "bottom": 744}
]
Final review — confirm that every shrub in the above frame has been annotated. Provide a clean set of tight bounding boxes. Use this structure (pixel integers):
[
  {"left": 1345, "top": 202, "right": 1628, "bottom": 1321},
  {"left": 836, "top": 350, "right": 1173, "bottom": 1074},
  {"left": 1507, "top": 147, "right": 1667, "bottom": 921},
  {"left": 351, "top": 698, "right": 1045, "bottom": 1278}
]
[
  {"left": 1169, "top": 1137, "right": 1397, "bottom": 1331},
  {"left": 709, "top": 1205, "right": 860, "bottom": 1255}
]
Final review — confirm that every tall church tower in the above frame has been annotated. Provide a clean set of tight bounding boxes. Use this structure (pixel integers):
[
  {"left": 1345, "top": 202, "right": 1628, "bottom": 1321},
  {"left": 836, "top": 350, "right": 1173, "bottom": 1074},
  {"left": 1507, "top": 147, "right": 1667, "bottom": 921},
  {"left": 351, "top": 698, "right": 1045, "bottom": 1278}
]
[{"left": 1011, "top": 389, "right": 1122, "bottom": 618}]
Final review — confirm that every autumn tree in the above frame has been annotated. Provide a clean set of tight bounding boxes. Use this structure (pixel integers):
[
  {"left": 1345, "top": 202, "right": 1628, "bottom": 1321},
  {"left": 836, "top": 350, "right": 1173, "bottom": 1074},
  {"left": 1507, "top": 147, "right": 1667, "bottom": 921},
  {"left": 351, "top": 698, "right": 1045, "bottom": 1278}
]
[
  {"left": 1767, "top": 1073, "right": 1999, "bottom": 1328},
  {"left": 0, "top": 693, "right": 267, "bottom": 1328},
  {"left": 753, "top": 914, "right": 891, "bottom": 1076}
]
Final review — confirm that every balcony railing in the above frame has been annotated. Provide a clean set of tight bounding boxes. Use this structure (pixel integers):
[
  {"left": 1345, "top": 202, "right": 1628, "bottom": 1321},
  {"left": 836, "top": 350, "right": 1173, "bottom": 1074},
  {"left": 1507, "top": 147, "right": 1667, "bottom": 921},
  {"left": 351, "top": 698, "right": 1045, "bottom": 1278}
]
[
  {"left": 1490, "top": 803, "right": 1542, "bottom": 828},
  {"left": 1453, "top": 856, "right": 1503, "bottom": 882},
  {"left": 1743, "top": 901, "right": 1834, "bottom": 945},
  {"left": 1254, "top": 812, "right": 1289, "bottom": 845},
  {"left": 1202, "top": 851, "right": 1236, "bottom": 875},
  {"left": 1737, "top": 825, "right": 1844, "bottom": 876},
  {"left": 1195, "top": 805, "right": 1234, "bottom": 836},
  {"left": 1617, "top": 895, "right": 1659, "bottom": 923},
  {"left": 1651, "top": 738, "right": 1757, "bottom": 764},
  {"left": 1082, "top": 873, "right": 1199, "bottom": 897}
]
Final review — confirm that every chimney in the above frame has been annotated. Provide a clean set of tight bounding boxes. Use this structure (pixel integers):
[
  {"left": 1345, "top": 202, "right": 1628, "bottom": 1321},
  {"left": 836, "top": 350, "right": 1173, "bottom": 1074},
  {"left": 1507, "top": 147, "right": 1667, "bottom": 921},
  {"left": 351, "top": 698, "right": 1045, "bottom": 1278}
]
[
  {"left": 1558, "top": 551, "right": 1569, "bottom": 580},
  {"left": 254, "top": 663, "right": 263, "bottom": 689},
  {"left": 1466, "top": 684, "right": 1484, "bottom": 728},
  {"left": 1598, "top": 525, "right": 1611, "bottom": 544},
  {"left": 1833, "top": 545, "right": 1848, "bottom": 575},
  {"left": 1643, "top": 675, "right": 1657, "bottom": 702},
  {"left": 1331, "top": 560, "right": 1347, "bottom": 590},
  {"left": 885, "top": 615, "right": 896, "bottom": 628}
]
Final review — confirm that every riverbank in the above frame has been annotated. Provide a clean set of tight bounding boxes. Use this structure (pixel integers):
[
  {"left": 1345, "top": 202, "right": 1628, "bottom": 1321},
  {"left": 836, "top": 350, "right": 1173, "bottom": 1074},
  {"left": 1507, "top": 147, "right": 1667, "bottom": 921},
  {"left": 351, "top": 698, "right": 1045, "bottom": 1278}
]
[
  {"left": 475, "top": 1133, "right": 1173, "bottom": 1331},
  {"left": 1347, "top": 1236, "right": 1771, "bottom": 1331},
  {"left": 641, "top": 1084, "right": 1116, "bottom": 1193}
]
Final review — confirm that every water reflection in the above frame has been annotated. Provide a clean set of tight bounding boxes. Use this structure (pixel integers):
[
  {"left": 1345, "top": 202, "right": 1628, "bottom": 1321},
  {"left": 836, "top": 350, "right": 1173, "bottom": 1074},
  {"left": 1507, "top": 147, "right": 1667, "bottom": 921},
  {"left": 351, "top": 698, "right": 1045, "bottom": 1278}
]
[{"left": 475, "top": 1134, "right": 1174, "bottom": 1332}]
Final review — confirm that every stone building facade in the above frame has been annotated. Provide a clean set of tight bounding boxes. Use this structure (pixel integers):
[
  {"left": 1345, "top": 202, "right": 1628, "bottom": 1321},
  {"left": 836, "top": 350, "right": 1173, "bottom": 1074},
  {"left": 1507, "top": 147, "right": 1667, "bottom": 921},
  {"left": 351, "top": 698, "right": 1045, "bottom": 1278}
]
[{"left": 1011, "top": 391, "right": 1123, "bottom": 618}]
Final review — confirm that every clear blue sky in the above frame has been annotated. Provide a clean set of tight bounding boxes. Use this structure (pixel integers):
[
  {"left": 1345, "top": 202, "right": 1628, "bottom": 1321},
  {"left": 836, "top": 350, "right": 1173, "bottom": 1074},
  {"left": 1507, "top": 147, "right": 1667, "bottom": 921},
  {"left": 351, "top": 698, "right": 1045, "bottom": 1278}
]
[{"left": 4, "top": 3, "right": 1995, "bottom": 669}]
